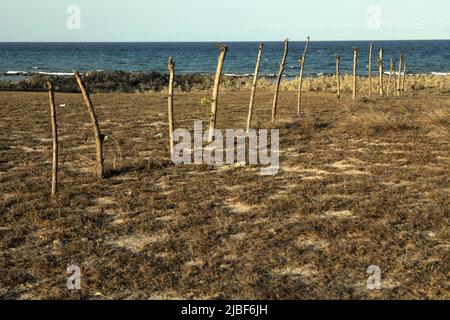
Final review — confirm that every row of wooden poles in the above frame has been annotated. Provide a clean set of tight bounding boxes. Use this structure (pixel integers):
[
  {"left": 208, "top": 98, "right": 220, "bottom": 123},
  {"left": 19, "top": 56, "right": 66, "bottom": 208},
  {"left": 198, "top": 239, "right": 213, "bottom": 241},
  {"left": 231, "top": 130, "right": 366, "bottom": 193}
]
[
  {"left": 348, "top": 43, "right": 408, "bottom": 100},
  {"left": 170, "top": 39, "right": 408, "bottom": 154},
  {"left": 46, "top": 38, "right": 408, "bottom": 197}
]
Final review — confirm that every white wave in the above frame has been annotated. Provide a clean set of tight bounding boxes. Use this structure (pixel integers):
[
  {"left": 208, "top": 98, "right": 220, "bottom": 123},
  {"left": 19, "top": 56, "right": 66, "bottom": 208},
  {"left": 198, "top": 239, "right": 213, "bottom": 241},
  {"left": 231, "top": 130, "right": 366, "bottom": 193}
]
[
  {"left": 384, "top": 71, "right": 400, "bottom": 75},
  {"left": 6, "top": 71, "right": 28, "bottom": 75},
  {"left": 431, "top": 72, "right": 450, "bottom": 76},
  {"left": 224, "top": 73, "right": 252, "bottom": 77},
  {"left": 37, "top": 71, "right": 74, "bottom": 76}
]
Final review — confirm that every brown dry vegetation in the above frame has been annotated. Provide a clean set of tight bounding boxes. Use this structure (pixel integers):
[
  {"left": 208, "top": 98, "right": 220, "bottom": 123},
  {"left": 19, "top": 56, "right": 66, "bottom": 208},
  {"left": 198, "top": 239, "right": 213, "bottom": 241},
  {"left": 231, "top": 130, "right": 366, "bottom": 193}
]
[
  {"left": 0, "top": 87, "right": 449, "bottom": 299},
  {"left": 2, "top": 73, "right": 449, "bottom": 94},
  {"left": 279, "top": 74, "right": 450, "bottom": 94}
]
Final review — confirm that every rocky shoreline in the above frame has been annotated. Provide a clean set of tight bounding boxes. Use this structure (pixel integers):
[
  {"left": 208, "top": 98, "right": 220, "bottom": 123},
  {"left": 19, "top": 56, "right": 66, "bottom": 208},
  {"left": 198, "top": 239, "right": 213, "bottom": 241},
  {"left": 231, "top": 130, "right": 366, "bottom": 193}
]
[
  {"left": 0, "top": 70, "right": 449, "bottom": 94},
  {"left": 0, "top": 71, "right": 222, "bottom": 93}
]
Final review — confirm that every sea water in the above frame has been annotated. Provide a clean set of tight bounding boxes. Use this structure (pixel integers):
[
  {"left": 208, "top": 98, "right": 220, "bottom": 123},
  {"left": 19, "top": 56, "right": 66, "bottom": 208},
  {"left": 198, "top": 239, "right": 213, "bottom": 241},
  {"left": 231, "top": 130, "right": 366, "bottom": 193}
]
[{"left": 0, "top": 40, "right": 449, "bottom": 80}]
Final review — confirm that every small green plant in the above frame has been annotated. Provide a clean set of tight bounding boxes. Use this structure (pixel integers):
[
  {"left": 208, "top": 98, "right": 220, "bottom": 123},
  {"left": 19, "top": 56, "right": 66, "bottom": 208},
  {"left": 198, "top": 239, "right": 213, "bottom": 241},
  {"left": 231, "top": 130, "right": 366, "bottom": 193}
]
[{"left": 200, "top": 97, "right": 211, "bottom": 107}]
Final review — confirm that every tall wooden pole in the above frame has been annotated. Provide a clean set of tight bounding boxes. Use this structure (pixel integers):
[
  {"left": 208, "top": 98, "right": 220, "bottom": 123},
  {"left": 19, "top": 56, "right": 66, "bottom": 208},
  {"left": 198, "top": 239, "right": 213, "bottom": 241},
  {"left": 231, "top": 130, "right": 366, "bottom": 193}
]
[
  {"left": 402, "top": 62, "right": 407, "bottom": 94},
  {"left": 168, "top": 57, "right": 175, "bottom": 158},
  {"left": 392, "top": 60, "right": 397, "bottom": 97},
  {"left": 297, "top": 36, "right": 310, "bottom": 115},
  {"left": 74, "top": 71, "right": 105, "bottom": 178},
  {"left": 378, "top": 48, "right": 384, "bottom": 97},
  {"left": 272, "top": 39, "right": 289, "bottom": 122},
  {"left": 353, "top": 48, "right": 358, "bottom": 100},
  {"left": 336, "top": 54, "right": 341, "bottom": 98},
  {"left": 368, "top": 43, "right": 373, "bottom": 97},
  {"left": 208, "top": 46, "right": 228, "bottom": 143},
  {"left": 387, "top": 59, "right": 394, "bottom": 97},
  {"left": 47, "top": 81, "right": 58, "bottom": 196},
  {"left": 246, "top": 43, "right": 264, "bottom": 133},
  {"left": 397, "top": 52, "right": 404, "bottom": 96}
]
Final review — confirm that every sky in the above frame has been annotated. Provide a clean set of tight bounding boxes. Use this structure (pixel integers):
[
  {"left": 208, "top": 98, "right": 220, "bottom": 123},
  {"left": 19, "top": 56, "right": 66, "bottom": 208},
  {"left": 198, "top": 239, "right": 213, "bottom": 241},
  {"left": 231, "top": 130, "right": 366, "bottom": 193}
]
[{"left": 0, "top": 0, "right": 449, "bottom": 41}]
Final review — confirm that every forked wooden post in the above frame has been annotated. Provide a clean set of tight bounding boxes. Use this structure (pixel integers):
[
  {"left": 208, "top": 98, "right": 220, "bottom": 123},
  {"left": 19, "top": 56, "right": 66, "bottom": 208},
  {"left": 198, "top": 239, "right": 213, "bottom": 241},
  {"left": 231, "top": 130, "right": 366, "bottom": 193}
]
[
  {"left": 352, "top": 48, "right": 358, "bottom": 100},
  {"left": 168, "top": 57, "right": 175, "bottom": 158},
  {"left": 246, "top": 43, "right": 264, "bottom": 133},
  {"left": 336, "top": 54, "right": 341, "bottom": 98},
  {"left": 397, "top": 52, "right": 404, "bottom": 96},
  {"left": 402, "top": 62, "right": 407, "bottom": 94},
  {"left": 208, "top": 45, "right": 228, "bottom": 143},
  {"left": 368, "top": 43, "right": 373, "bottom": 97},
  {"left": 297, "top": 36, "right": 310, "bottom": 115},
  {"left": 387, "top": 59, "right": 394, "bottom": 97},
  {"left": 378, "top": 48, "right": 384, "bottom": 97},
  {"left": 272, "top": 39, "right": 289, "bottom": 122},
  {"left": 74, "top": 71, "right": 105, "bottom": 178},
  {"left": 47, "top": 81, "right": 58, "bottom": 196}
]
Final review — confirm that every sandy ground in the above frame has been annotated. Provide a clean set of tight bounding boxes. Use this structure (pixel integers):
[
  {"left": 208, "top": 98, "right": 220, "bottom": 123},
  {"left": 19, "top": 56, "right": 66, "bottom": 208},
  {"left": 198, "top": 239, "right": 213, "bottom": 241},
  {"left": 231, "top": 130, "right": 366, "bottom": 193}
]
[{"left": 0, "top": 89, "right": 449, "bottom": 299}]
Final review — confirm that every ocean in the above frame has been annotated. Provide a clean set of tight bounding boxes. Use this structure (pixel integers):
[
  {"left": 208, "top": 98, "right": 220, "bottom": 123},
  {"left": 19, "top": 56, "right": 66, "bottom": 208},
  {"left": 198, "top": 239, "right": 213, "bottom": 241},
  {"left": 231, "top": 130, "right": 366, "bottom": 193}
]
[{"left": 0, "top": 40, "right": 449, "bottom": 80}]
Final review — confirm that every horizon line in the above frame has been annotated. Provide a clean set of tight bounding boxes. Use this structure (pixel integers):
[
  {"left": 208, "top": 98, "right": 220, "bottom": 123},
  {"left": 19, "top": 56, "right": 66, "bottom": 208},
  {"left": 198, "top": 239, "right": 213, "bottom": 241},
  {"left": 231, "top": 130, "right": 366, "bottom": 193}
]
[{"left": 1, "top": 38, "right": 449, "bottom": 43}]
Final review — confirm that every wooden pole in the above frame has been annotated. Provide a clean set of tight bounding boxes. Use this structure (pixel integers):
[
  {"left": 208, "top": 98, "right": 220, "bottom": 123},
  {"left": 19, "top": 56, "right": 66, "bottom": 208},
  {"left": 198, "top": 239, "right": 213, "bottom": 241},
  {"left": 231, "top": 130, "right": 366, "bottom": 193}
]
[
  {"left": 336, "top": 54, "right": 341, "bottom": 99},
  {"left": 387, "top": 59, "right": 394, "bottom": 97},
  {"left": 208, "top": 45, "right": 228, "bottom": 143},
  {"left": 74, "top": 71, "right": 105, "bottom": 178},
  {"left": 368, "top": 43, "right": 373, "bottom": 97},
  {"left": 392, "top": 60, "right": 397, "bottom": 98},
  {"left": 397, "top": 52, "right": 403, "bottom": 96},
  {"left": 352, "top": 48, "right": 358, "bottom": 100},
  {"left": 378, "top": 48, "right": 384, "bottom": 97},
  {"left": 168, "top": 57, "right": 175, "bottom": 158},
  {"left": 47, "top": 81, "right": 58, "bottom": 196},
  {"left": 272, "top": 39, "right": 289, "bottom": 122},
  {"left": 246, "top": 43, "right": 264, "bottom": 133},
  {"left": 297, "top": 36, "right": 310, "bottom": 115},
  {"left": 402, "top": 62, "right": 407, "bottom": 94}
]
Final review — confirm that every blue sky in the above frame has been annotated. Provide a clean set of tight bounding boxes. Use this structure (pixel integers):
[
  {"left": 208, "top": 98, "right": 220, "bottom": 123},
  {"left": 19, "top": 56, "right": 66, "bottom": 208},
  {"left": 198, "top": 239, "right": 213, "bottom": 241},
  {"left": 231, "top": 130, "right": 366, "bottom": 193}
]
[{"left": 0, "top": 0, "right": 449, "bottom": 41}]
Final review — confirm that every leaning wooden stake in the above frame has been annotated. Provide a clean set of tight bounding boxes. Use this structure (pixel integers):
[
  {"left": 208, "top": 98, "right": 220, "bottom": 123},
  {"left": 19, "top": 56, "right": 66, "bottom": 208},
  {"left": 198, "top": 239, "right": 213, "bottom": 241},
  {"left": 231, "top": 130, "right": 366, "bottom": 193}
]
[
  {"left": 352, "top": 48, "right": 358, "bottom": 100},
  {"left": 378, "top": 48, "right": 384, "bottom": 97},
  {"left": 387, "top": 59, "right": 394, "bottom": 97},
  {"left": 401, "top": 62, "right": 407, "bottom": 94},
  {"left": 336, "top": 54, "right": 341, "bottom": 99},
  {"left": 246, "top": 43, "right": 264, "bottom": 133},
  {"left": 208, "top": 45, "right": 228, "bottom": 143},
  {"left": 368, "top": 43, "right": 373, "bottom": 97},
  {"left": 47, "top": 81, "right": 58, "bottom": 196},
  {"left": 297, "top": 36, "right": 310, "bottom": 115},
  {"left": 168, "top": 57, "right": 175, "bottom": 158},
  {"left": 397, "top": 52, "right": 404, "bottom": 96},
  {"left": 74, "top": 71, "right": 105, "bottom": 178},
  {"left": 272, "top": 39, "right": 289, "bottom": 122}
]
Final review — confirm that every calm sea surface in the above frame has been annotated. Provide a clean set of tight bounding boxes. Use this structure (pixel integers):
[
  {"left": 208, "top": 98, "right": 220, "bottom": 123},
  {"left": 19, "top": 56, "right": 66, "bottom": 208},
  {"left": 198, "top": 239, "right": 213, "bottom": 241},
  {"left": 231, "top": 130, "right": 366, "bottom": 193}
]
[{"left": 0, "top": 40, "right": 449, "bottom": 80}]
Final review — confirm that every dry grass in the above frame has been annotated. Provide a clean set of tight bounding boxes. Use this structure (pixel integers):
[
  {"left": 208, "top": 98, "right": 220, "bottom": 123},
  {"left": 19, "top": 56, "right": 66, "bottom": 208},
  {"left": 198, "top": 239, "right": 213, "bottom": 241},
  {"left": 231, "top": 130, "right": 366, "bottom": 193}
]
[
  {"left": 217, "top": 74, "right": 450, "bottom": 95},
  {"left": 0, "top": 88, "right": 449, "bottom": 300},
  {"left": 337, "top": 105, "right": 449, "bottom": 138}
]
